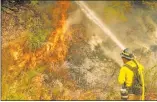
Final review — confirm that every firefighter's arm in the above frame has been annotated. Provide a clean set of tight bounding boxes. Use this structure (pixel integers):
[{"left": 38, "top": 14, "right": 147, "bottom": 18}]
[{"left": 118, "top": 67, "right": 126, "bottom": 85}]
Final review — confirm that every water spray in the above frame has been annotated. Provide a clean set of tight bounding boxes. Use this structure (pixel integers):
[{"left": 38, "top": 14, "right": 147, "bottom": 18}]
[{"left": 75, "top": 1, "right": 125, "bottom": 50}]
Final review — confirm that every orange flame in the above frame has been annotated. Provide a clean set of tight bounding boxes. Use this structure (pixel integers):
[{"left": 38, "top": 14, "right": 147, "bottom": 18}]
[
  {"left": 6, "top": 1, "right": 71, "bottom": 69},
  {"left": 41, "top": 1, "right": 70, "bottom": 64},
  {"left": 47, "top": 1, "right": 70, "bottom": 62}
]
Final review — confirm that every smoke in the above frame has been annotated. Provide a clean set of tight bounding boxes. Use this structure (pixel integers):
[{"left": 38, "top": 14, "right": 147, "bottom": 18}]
[
  {"left": 66, "top": 1, "right": 124, "bottom": 65},
  {"left": 66, "top": 9, "right": 83, "bottom": 30},
  {"left": 65, "top": 1, "right": 157, "bottom": 97},
  {"left": 75, "top": 1, "right": 125, "bottom": 50},
  {"left": 66, "top": 1, "right": 157, "bottom": 67}
]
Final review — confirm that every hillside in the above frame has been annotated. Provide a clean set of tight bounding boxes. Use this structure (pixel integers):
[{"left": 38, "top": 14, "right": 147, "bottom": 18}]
[{"left": 2, "top": 1, "right": 157, "bottom": 100}]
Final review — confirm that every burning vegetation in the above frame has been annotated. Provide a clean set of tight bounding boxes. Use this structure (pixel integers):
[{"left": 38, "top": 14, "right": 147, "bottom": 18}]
[
  {"left": 2, "top": 1, "right": 96, "bottom": 100},
  {"left": 2, "top": 1, "right": 157, "bottom": 100}
]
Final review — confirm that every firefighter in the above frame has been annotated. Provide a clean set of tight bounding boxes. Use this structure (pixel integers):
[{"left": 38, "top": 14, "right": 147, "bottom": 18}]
[{"left": 118, "top": 48, "right": 145, "bottom": 100}]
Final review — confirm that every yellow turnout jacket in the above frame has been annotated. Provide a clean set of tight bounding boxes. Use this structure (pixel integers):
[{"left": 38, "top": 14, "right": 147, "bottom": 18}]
[{"left": 118, "top": 59, "right": 145, "bottom": 100}]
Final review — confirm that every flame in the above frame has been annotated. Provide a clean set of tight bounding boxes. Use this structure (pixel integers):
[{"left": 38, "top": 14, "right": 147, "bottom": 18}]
[
  {"left": 47, "top": 1, "right": 70, "bottom": 62},
  {"left": 5, "top": 1, "right": 71, "bottom": 69}
]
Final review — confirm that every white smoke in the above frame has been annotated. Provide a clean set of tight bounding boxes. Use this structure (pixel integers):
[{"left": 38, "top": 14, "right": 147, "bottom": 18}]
[
  {"left": 75, "top": 1, "right": 125, "bottom": 50},
  {"left": 66, "top": 1, "right": 157, "bottom": 67}
]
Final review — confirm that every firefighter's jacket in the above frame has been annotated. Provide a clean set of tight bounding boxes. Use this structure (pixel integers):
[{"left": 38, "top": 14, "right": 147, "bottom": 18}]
[{"left": 118, "top": 59, "right": 145, "bottom": 100}]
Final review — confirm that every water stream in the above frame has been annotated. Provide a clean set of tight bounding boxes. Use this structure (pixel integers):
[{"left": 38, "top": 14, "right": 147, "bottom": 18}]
[{"left": 75, "top": 1, "right": 125, "bottom": 50}]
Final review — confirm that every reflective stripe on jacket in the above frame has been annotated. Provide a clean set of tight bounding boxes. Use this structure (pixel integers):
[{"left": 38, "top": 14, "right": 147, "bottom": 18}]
[{"left": 118, "top": 59, "right": 145, "bottom": 100}]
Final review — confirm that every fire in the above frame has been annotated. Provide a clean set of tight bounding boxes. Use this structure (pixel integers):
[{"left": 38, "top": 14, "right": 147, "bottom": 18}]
[
  {"left": 5, "top": 1, "right": 71, "bottom": 69},
  {"left": 47, "top": 1, "right": 70, "bottom": 62}
]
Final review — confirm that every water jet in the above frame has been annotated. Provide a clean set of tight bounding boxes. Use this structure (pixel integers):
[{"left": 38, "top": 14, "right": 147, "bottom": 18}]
[{"left": 76, "top": 1, "right": 125, "bottom": 50}]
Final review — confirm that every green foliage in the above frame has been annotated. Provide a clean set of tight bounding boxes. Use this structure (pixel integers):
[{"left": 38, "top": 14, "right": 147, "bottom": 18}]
[
  {"left": 26, "top": 11, "right": 51, "bottom": 50},
  {"left": 144, "top": 65, "right": 157, "bottom": 93},
  {"left": 31, "top": 0, "right": 39, "bottom": 6},
  {"left": 4, "top": 3, "right": 53, "bottom": 51},
  {"left": 2, "top": 64, "right": 47, "bottom": 100},
  {"left": 144, "top": 64, "right": 157, "bottom": 93},
  {"left": 104, "top": 1, "right": 132, "bottom": 23},
  {"left": 28, "top": 28, "right": 50, "bottom": 51},
  {"left": 142, "top": 1, "right": 157, "bottom": 10}
]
